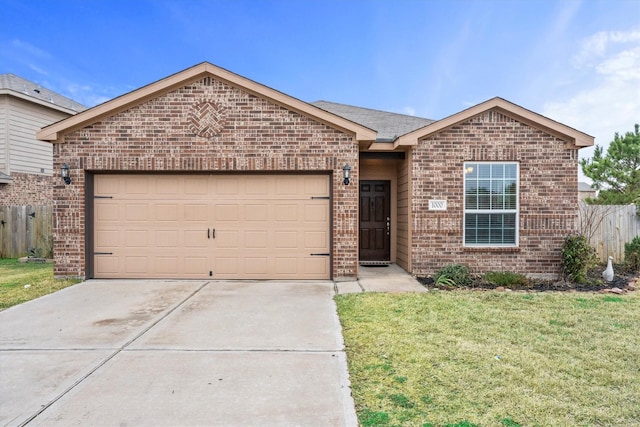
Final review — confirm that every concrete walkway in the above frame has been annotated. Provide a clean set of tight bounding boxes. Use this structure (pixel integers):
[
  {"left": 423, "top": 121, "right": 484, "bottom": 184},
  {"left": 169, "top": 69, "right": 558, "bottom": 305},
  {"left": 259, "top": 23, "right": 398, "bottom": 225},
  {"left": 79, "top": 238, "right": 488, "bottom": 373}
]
[
  {"left": 336, "top": 263, "right": 428, "bottom": 294},
  {"left": 0, "top": 280, "right": 357, "bottom": 426}
]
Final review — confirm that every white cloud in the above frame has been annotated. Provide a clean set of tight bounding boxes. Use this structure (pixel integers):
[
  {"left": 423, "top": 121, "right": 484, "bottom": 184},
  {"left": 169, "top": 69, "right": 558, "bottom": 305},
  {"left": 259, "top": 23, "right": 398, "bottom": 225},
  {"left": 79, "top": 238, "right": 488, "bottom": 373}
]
[
  {"left": 573, "top": 30, "right": 640, "bottom": 66},
  {"left": 11, "top": 39, "right": 52, "bottom": 59},
  {"left": 543, "top": 28, "right": 640, "bottom": 183},
  {"left": 595, "top": 47, "right": 640, "bottom": 80},
  {"left": 27, "top": 63, "right": 48, "bottom": 76}
]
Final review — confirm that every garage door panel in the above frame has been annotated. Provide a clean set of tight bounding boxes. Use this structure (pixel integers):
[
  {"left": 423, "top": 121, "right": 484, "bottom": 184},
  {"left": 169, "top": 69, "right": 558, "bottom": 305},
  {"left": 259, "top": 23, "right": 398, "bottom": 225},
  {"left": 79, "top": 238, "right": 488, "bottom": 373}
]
[
  {"left": 246, "top": 177, "right": 269, "bottom": 195},
  {"left": 95, "top": 258, "right": 119, "bottom": 276},
  {"left": 156, "top": 257, "right": 179, "bottom": 275},
  {"left": 94, "top": 174, "right": 330, "bottom": 279},
  {"left": 305, "top": 257, "right": 329, "bottom": 275},
  {"left": 276, "top": 177, "right": 300, "bottom": 195},
  {"left": 214, "top": 257, "right": 238, "bottom": 275},
  {"left": 304, "top": 204, "right": 329, "bottom": 222},
  {"left": 216, "top": 230, "right": 239, "bottom": 248},
  {"left": 183, "top": 230, "right": 208, "bottom": 248},
  {"left": 124, "top": 257, "right": 148, "bottom": 274},
  {"left": 125, "top": 204, "right": 148, "bottom": 221},
  {"left": 95, "top": 203, "right": 119, "bottom": 221},
  {"left": 275, "top": 204, "right": 298, "bottom": 221},
  {"left": 184, "top": 204, "right": 207, "bottom": 221},
  {"left": 125, "top": 230, "right": 148, "bottom": 247},
  {"left": 156, "top": 204, "right": 179, "bottom": 221},
  {"left": 156, "top": 176, "right": 179, "bottom": 194},
  {"left": 216, "top": 178, "right": 239, "bottom": 195},
  {"left": 244, "top": 231, "right": 268, "bottom": 248},
  {"left": 185, "top": 177, "right": 208, "bottom": 194},
  {"left": 304, "top": 231, "right": 329, "bottom": 249},
  {"left": 95, "top": 175, "right": 120, "bottom": 195},
  {"left": 156, "top": 230, "right": 179, "bottom": 247},
  {"left": 304, "top": 175, "right": 329, "bottom": 195},
  {"left": 275, "top": 257, "right": 297, "bottom": 274},
  {"left": 184, "top": 257, "right": 208, "bottom": 274},
  {"left": 244, "top": 257, "right": 268, "bottom": 274},
  {"left": 245, "top": 204, "right": 268, "bottom": 221},
  {"left": 96, "top": 230, "right": 119, "bottom": 248},
  {"left": 275, "top": 231, "right": 298, "bottom": 248},
  {"left": 215, "top": 204, "right": 239, "bottom": 221},
  {"left": 125, "top": 178, "right": 148, "bottom": 194}
]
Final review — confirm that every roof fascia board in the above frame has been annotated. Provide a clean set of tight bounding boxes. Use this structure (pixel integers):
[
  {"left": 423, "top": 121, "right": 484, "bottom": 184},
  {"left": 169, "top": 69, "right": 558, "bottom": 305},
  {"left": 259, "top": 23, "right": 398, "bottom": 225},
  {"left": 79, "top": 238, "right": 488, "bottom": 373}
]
[
  {"left": 395, "top": 97, "right": 594, "bottom": 148},
  {"left": 37, "top": 65, "right": 211, "bottom": 141},
  {"left": 37, "top": 62, "right": 376, "bottom": 142},
  {"left": 0, "top": 89, "right": 79, "bottom": 115},
  {"left": 365, "top": 142, "right": 396, "bottom": 151}
]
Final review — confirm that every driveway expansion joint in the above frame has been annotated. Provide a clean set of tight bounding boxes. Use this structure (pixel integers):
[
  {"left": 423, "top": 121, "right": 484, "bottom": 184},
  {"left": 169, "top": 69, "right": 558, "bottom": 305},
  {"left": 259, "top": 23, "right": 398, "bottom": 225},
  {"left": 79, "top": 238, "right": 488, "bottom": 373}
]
[{"left": 18, "top": 280, "right": 211, "bottom": 426}]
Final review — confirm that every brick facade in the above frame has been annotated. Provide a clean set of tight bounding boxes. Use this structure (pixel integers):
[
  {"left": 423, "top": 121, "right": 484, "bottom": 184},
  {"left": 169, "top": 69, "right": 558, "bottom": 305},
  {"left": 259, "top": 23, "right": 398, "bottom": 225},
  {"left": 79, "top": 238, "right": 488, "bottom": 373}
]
[
  {"left": 0, "top": 172, "right": 53, "bottom": 206},
  {"left": 53, "top": 76, "right": 359, "bottom": 279},
  {"left": 410, "top": 110, "right": 578, "bottom": 277}
]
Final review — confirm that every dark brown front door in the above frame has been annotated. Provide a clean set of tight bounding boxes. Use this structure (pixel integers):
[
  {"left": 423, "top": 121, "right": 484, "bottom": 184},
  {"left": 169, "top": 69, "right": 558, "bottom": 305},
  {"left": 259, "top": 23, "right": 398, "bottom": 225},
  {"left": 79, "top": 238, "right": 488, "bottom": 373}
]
[{"left": 359, "top": 180, "right": 390, "bottom": 262}]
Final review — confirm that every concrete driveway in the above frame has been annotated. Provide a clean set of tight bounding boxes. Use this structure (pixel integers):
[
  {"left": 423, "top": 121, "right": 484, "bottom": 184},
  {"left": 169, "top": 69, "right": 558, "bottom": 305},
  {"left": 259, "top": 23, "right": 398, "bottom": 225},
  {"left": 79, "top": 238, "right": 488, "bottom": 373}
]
[{"left": 0, "top": 280, "right": 357, "bottom": 426}]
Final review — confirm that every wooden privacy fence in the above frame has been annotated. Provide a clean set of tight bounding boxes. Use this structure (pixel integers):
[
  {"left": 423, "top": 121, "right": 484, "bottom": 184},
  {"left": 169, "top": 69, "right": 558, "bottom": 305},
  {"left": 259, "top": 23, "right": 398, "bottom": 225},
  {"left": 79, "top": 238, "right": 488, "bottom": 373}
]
[
  {"left": 578, "top": 203, "right": 640, "bottom": 263},
  {"left": 0, "top": 206, "right": 53, "bottom": 259}
]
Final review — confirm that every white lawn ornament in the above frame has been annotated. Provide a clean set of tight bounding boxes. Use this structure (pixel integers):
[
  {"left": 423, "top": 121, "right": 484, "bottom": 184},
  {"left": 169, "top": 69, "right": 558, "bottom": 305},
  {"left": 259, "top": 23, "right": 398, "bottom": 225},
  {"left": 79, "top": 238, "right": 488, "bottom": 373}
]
[{"left": 602, "top": 256, "right": 614, "bottom": 282}]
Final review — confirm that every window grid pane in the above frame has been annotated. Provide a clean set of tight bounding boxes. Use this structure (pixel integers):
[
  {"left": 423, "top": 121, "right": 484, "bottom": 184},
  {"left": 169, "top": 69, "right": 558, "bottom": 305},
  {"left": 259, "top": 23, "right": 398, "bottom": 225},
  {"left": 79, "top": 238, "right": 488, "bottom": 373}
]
[{"left": 464, "top": 162, "right": 518, "bottom": 246}]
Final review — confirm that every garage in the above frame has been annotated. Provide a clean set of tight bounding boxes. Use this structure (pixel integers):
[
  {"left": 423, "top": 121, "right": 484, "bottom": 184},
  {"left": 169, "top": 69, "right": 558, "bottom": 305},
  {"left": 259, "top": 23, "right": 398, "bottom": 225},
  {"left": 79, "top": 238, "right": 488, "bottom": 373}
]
[{"left": 92, "top": 174, "right": 331, "bottom": 280}]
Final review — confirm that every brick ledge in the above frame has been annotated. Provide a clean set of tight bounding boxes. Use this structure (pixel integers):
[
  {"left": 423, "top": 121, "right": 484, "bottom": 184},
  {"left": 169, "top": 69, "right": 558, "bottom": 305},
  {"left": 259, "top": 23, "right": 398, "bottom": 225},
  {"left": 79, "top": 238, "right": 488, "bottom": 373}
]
[{"left": 463, "top": 247, "right": 521, "bottom": 253}]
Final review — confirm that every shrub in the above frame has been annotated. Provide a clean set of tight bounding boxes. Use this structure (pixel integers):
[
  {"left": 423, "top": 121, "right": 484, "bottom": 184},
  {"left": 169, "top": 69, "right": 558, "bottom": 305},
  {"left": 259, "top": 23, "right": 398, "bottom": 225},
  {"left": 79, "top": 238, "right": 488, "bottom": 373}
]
[
  {"left": 483, "top": 271, "right": 530, "bottom": 289},
  {"left": 625, "top": 236, "right": 640, "bottom": 271},
  {"left": 434, "top": 264, "right": 472, "bottom": 287},
  {"left": 561, "top": 235, "right": 598, "bottom": 283}
]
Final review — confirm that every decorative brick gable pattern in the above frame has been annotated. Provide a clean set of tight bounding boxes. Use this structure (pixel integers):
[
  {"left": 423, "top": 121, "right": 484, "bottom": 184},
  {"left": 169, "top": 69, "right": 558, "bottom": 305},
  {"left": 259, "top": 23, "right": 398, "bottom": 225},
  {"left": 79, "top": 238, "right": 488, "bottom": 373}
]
[
  {"left": 0, "top": 173, "right": 53, "bottom": 206},
  {"left": 53, "top": 77, "right": 359, "bottom": 278},
  {"left": 411, "top": 110, "right": 578, "bottom": 277}
]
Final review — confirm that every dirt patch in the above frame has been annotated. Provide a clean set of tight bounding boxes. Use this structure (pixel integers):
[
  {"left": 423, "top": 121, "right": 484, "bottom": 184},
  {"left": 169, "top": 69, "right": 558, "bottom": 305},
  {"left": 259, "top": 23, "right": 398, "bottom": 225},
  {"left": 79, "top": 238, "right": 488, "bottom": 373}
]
[{"left": 418, "top": 262, "right": 639, "bottom": 292}]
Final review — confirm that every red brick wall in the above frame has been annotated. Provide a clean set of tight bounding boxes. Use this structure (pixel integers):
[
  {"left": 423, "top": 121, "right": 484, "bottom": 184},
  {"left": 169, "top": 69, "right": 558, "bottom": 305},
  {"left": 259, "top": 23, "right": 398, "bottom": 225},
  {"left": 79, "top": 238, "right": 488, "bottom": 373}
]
[
  {"left": 411, "top": 110, "right": 578, "bottom": 277},
  {"left": 0, "top": 172, "right": 53, "bottom": 206},
  {"left": 53, "top": 76, "right": 359, "bottom": 279}
]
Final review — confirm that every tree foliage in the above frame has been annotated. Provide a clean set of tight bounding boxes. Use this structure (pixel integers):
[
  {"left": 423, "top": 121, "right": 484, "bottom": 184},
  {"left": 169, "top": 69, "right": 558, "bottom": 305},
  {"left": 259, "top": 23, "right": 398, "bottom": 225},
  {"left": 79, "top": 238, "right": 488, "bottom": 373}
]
[{"left": 580, "top": 124, "right": 640, "bottom": 207}]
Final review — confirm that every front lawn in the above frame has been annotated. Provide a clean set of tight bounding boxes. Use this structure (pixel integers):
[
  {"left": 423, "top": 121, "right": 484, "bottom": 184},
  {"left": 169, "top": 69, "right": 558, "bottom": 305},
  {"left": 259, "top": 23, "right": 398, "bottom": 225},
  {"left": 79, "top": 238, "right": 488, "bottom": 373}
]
[
  {"left": 0, "top": 258, "right": 81, "bottom": 310},
  {"left": 336, "top": 291, "right": 640, "bottom": 426}
]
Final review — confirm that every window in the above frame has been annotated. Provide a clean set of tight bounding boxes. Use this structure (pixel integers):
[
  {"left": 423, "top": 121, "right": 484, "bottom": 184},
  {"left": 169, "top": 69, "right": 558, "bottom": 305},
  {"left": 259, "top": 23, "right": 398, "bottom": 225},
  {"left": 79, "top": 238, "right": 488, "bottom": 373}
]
[{"left": 464, "top": 162, "right": 518, "bottom": 246}]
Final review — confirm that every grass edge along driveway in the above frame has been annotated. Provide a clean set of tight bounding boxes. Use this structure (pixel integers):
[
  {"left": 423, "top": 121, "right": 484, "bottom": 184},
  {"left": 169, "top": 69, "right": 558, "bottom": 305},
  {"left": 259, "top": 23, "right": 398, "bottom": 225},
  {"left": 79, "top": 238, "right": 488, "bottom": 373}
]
[
  {"left": 336, "top": 291, "right": 640, "bottom": 427},
  {"left": 0, "top": 258, "right": 81, "bottom": 311}
]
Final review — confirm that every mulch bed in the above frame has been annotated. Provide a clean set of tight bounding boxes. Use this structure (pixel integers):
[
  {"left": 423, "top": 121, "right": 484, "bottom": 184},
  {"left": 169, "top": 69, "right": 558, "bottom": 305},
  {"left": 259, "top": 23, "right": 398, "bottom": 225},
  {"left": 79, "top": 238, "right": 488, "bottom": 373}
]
[{"left": 418, "top": 263, "right": 639, "bottom": 293}]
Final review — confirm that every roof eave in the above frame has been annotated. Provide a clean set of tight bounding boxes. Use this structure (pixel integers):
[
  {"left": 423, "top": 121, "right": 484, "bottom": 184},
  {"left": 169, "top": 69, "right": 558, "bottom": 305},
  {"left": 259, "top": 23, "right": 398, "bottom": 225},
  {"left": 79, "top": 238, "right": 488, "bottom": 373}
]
[
  {"left": 0, "top": 88, "right": 81, "bottom": 116},
  {"left": 395, "top": 97, "right": 594, "bottom": 148},
  {"left": 37, "top": 62, "right": 377, "bottom": 143}
]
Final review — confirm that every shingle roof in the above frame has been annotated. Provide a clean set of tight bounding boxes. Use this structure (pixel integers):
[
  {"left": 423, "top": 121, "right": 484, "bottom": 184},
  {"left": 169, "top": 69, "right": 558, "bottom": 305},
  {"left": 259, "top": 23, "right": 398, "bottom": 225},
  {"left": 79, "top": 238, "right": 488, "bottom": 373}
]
[
  {"left": 0, "top": 74, "right": 87, "bottom": 113},
  {"left": 578, "top": 182, "right": 595, "bottom": 192},
  {"left": 311, "top": 100, "right": 434, "bottom": 141}
]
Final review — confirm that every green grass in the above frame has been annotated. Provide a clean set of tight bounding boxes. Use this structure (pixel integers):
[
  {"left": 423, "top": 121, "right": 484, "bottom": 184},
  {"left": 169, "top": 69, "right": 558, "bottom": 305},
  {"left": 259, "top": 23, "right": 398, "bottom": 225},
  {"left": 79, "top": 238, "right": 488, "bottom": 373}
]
[
  {"left": 336, "top": 291, "right": 640, "bottom": 426},
  {"left": 0, "top": 258, "right": 81, "bottom": 310}
]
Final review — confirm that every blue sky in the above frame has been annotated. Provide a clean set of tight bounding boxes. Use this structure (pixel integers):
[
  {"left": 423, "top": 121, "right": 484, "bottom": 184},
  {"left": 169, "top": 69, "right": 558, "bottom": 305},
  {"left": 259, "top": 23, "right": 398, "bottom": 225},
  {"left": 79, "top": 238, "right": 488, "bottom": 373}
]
[{"left": 1, "top": 0, "right": 639, "bottom": 180}]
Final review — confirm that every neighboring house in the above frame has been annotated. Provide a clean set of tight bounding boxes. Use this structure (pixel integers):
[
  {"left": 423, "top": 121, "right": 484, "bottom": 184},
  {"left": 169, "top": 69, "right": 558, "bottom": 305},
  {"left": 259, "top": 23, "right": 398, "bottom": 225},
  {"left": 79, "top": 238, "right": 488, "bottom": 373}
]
[
  {"left": 37, "top": 62, "right": 594, "bottom": 280},
  {"left": 578, "top": 181, "right": 596, "bottom": 201},
  {"left": 0, "top": 74, "right": 86, "bottom": 206}
]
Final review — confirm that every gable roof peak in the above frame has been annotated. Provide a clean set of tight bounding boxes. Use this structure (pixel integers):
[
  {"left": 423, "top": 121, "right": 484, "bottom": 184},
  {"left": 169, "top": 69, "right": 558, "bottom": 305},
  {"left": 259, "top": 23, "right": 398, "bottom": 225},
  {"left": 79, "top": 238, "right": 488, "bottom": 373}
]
[
  {"left": 37, "top": 62, "right": 376, "bottom": 142},
  {"left": 395, "top": 96, "right": 594, "bottom": 148}
]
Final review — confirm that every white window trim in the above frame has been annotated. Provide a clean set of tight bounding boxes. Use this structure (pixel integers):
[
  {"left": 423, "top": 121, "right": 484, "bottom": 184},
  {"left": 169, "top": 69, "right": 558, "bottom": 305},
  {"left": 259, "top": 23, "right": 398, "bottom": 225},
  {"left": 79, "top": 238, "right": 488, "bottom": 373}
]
[{"left": 463, "top": 161, "right": 519, "bottom": 247}]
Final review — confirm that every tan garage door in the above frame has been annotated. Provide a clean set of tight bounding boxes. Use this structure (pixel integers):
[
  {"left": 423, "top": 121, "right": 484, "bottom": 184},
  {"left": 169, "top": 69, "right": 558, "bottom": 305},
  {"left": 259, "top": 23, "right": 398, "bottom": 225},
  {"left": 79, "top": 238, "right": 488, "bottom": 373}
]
[{"left": 93, "top": 174, "right": 331, "bottom": 279}]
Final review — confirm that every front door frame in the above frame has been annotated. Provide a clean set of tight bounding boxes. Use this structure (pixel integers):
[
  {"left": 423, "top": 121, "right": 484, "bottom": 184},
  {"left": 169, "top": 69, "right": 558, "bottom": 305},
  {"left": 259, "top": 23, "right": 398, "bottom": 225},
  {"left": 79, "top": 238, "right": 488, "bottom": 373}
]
[{"left": 359, "top": 180, "right": 391, "bottom": 262}]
